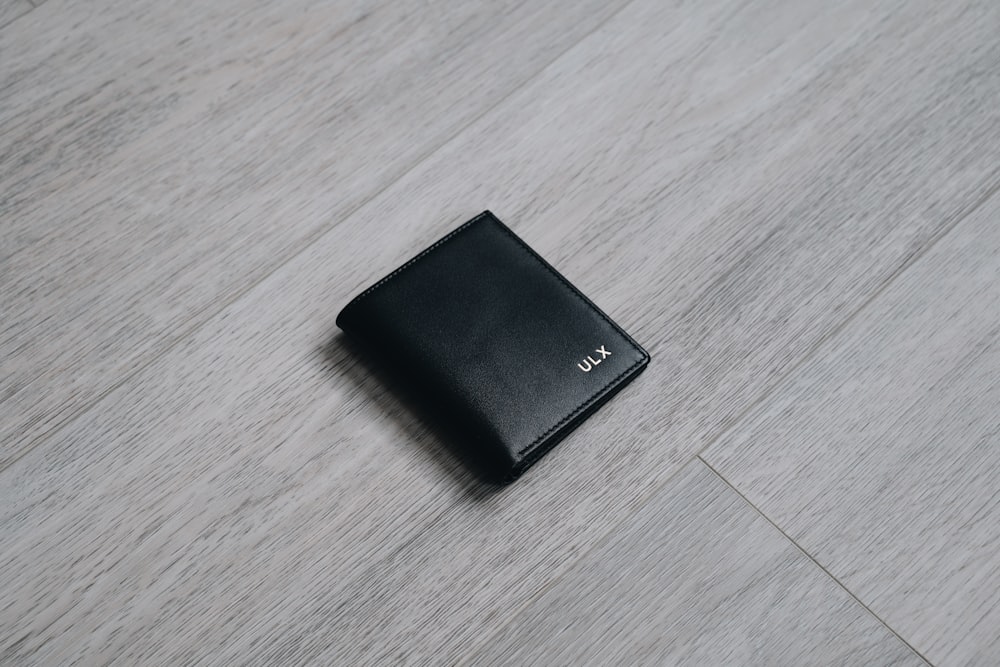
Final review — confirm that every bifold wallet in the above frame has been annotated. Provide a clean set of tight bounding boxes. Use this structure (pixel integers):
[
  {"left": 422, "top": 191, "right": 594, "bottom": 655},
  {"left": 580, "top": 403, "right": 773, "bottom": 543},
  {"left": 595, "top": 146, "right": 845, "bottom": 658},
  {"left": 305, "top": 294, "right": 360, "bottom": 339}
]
[{"left": 337, "top": 211, "right": 649, "bottom": 484}]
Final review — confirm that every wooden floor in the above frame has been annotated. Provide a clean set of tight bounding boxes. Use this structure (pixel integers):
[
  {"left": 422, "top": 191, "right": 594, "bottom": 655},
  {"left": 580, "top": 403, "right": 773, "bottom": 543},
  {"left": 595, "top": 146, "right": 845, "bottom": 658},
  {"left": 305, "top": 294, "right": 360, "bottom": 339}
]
[{"left": 2, "top": 1, "right": 998, "bottom": 664}]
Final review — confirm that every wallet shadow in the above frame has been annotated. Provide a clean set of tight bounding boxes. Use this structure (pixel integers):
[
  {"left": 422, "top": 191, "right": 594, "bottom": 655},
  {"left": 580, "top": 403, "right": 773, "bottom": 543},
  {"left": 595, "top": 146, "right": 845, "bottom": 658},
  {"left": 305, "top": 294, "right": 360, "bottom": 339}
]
[{"left": 322, "top": 332, "right": 503, "bottom": 499}]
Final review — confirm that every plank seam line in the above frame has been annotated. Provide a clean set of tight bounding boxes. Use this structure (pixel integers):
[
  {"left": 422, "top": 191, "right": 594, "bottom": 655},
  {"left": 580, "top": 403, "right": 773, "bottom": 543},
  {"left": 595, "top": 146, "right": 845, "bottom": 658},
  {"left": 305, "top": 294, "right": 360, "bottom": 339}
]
[
  {"left": 458, "top": 176, "right": 1000, "bottom": 663},
  {"left": 698, "top": 456, "right": 935, "bottom": 666}
]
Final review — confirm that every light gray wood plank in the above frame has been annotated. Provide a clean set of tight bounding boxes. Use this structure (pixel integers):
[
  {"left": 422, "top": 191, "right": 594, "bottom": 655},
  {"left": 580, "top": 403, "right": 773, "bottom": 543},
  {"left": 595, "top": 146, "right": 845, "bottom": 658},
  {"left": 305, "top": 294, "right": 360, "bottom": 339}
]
[
  {"left": 703, "top": 195, "right": 1000, "bottom": 665},
  {"left": 253, "top": 2, "right": 1000, "bottom": 662},
  {"left": 467, "top": 460, "right": 924, "bottom": 667},
  {"left": 3, "top": 0, "right": 999, "bottom": 664},
  {"left": 0, "top": 0, "right": 630, "bottom": 465},
  {"left": 0, "top": 0, "right": 30, "bottom": 29}
]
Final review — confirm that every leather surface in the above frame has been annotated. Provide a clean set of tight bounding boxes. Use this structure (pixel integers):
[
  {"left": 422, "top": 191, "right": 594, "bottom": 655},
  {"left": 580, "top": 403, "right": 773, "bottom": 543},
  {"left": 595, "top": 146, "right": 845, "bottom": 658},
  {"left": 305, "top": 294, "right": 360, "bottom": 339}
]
[{"left": 337, "top": 211, "right": 649, "bottom": 483}]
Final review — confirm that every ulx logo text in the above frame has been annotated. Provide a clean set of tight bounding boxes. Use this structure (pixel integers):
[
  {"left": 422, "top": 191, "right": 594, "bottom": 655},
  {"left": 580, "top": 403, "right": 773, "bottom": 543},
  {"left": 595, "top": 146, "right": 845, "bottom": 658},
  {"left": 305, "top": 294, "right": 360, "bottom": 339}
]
[{"left": 577, "top": 345, "right": 611, "bottom": 372}]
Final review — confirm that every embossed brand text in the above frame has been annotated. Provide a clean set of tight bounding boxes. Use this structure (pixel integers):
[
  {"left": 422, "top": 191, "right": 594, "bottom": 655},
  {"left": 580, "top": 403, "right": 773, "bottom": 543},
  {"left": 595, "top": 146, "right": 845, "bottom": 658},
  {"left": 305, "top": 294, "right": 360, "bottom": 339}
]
[{"left": 577, "top": 345, "right": 611, "bottom": 372}]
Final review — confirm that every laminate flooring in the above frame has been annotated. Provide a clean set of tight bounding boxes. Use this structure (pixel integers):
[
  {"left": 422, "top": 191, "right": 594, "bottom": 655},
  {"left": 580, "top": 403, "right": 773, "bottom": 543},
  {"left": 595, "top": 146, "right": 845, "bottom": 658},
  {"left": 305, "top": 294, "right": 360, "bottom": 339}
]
[
  {"left": 702, "top": 194, "right": 1000, "bottom": 666},
  {"left": 1, "top": 0, "right": 998, "bottom": 664},
  {"left": 0, "top": 1, "right": 31, "bottom": 30},
  {"left": 0, "top": 0, "right": 630, "bottom": 464}
]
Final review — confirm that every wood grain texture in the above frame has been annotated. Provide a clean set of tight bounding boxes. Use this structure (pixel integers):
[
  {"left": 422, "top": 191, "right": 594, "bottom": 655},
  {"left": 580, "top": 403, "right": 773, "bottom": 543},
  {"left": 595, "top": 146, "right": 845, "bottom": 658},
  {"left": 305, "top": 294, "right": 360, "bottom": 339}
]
[
  {"left": 0, "top": 0, "right": 30, "bottom": 29},
  {"left": 467, "top": 460, "right": 924, "bottom": 667},
  {"left": 0, "top": 0, "right": 630, "bottom": 465},
  {"left": 703, "top": 195, "right": 1000, "bottom": 665},
  {"left": 244, "top": 2, "right": 1000, "bottom": 662},
  {"left": 3, "top": 0, "right": 999, "bottom": 664}
]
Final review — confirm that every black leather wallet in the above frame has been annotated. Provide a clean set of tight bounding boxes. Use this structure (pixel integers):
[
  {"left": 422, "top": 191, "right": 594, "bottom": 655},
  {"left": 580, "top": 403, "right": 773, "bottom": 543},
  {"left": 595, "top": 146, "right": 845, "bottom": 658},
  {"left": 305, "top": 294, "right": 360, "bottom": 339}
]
[{"left": 337, "top": 211, "right": 649, "bottom": 484}]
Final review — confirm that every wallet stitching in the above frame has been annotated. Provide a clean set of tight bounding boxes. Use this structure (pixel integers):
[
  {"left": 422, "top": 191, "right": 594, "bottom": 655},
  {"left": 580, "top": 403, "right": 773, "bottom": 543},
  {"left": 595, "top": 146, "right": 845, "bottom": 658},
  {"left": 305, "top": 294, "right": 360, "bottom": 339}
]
[
  {"left": 342, "top": 210, "right": 490, "bottom": 311},
  {"left": 501, "top": 354, "right": 646, "bottom": 483},
  {"left": 343, "top": 210, "right": 648, "bottom": 465},
  {"left": 487, "top": 219, "right": 648, "bottom": 458},
  {"left": 490, "top": 219, "right": 645, "bottom": 360},
  {"left": 515, "top": 355, "right": 646, "bottom": 459}
]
